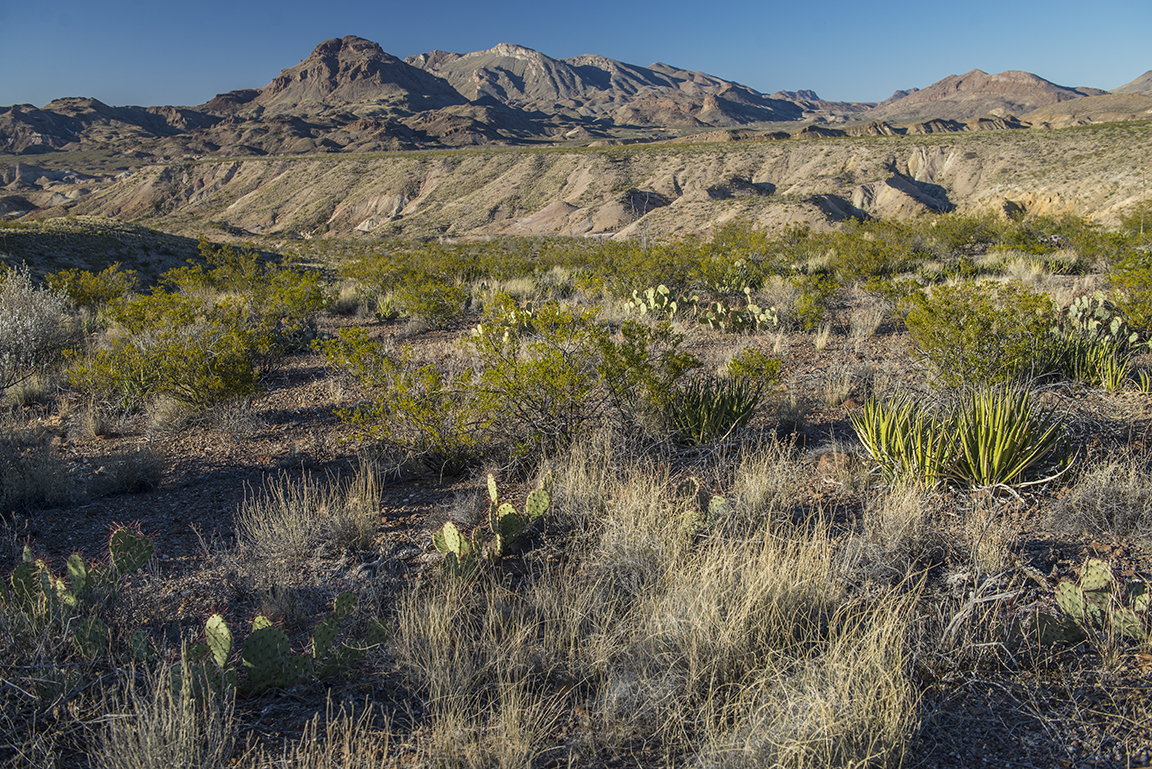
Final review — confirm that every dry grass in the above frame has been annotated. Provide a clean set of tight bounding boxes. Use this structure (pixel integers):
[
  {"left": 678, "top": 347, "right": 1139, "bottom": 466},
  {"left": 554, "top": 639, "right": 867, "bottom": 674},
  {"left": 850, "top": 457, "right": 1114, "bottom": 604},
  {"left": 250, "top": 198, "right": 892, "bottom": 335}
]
[
  {"left": 0, "top": 414, "right": 76, "bottom": 511},
  {"left": 96, "top": 657, "right": 236, "bottom": 769},
  {"left": 1050, "top": 452, "right": 1152, "bottom": 546},
  {"left": 843, "top": 481, "right": 938, "bottom": 583},
  {"left": 392, "top": 434, "right": 918, "bottom": 767},
  {"left": 88, "top": 445, "right": 164, "bottom": 498},
  {"left": 245, "top": 699, "right": 395, "bottom": 768}
]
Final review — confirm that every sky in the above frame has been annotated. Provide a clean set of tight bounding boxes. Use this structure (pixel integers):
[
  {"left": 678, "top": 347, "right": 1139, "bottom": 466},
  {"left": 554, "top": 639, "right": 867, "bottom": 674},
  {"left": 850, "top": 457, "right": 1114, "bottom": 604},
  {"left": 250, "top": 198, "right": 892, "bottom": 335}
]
[{"left": 1, "top": 0, "right": 1149, "bottom": 108}]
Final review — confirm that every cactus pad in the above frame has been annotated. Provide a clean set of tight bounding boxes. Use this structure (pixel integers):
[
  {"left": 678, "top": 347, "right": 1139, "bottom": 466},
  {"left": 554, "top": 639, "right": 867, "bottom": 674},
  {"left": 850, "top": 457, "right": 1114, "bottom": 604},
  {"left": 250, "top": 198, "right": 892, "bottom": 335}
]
[
  {"left": 525, "top": 489, "right": 549, "bottom": 521},
  {"left": 333, "top": 592, "right": 357, "bottom": 622},
  {"left": 205, "top": 614, "right": 232, "bottom": 669},
  {"left": 1079, "top": 558, "right": 1113, "bottom": 592},
  {"left": 109, "top": 527, "right": 154, "bottom": 576}
]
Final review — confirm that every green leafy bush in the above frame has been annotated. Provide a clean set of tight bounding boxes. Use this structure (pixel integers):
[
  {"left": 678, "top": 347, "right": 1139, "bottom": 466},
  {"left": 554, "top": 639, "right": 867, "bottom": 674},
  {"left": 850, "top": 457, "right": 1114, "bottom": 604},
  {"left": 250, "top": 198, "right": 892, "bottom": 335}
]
[
  {"left": 393, "top": 272, "right": 468, "bottom": 329},
  {"left": 71, "top": 304, "right": 267, "bottom": 410},
  {"left": 466, "top": 303, "right": 603, "bottom": 455},
  {"left": 45, "top": 263, "right": 138, "bottom": 312},
  {"left": 726, "top": 346, "right": 782, "bottom": 385},
  {"left": 904, "top": 280, "right": 1055, "bottom": 387},
  {"left": 595, "top": 320, "right": 700, "bottom": 435},
  {"left": 1109, "top": 247, "right": 1152, "bottom": 333},
  {"left": 318, "top": 328, "right": 484, "bottom": 474},
  {"left": 790, "top": 274, "right": 838, "bottom": 330}
]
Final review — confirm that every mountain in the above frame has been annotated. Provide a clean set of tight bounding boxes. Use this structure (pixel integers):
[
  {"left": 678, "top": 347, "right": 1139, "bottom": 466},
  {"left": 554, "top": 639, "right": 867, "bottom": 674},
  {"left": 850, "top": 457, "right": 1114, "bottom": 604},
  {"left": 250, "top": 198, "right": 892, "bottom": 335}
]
[
  {"left": 1112, "top": 70, "right": 1152, "bottom": 96},
  {"left": 0, "top": 36, "right": 1148, "bottom": 176},
  {"left": 862, "top": 69, "right": 1102, "bottom": 124},
  {"left": 403, "top": 43, "right": 826, "bottom": 126},
  {"left": 223, "top": 36, "right": 467, "bottom": 115}
]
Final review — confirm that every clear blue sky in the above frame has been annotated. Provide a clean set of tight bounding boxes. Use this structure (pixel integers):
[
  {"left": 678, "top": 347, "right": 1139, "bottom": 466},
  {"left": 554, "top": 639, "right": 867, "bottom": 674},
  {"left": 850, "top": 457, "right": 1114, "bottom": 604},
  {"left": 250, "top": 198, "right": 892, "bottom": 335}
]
[{"left": 2, "top": 0, "right": 1148, "bottom": 108}]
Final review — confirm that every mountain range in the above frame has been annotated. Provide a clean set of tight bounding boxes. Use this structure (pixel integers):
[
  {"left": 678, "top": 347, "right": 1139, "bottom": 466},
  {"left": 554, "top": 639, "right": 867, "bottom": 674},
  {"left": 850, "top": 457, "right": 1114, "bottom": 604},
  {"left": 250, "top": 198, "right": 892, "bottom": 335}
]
[{"left": 3, "top": 35, "right": 1149, "bottom": 167}]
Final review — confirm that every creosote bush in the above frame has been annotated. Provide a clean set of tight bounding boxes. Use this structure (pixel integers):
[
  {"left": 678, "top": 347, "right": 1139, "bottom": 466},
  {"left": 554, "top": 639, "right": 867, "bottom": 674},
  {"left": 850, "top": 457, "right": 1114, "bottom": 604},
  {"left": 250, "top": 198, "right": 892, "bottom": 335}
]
[{"left": 904, "top": 280, "right": 1055, "bottom": 387}]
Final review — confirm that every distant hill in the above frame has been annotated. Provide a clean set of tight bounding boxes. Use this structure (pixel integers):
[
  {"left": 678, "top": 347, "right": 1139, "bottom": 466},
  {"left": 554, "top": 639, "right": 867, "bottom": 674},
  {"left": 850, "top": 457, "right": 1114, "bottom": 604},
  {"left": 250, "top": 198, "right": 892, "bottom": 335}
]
[
  {"left": 862, "top": 69, "right": 1102, "bottom": 124},
  {"left": 0, "top": 36, "right": 1148, "bottom": 176},
  {"left": 1112, "top": 70, "right": 1152, "bottom": 96}
]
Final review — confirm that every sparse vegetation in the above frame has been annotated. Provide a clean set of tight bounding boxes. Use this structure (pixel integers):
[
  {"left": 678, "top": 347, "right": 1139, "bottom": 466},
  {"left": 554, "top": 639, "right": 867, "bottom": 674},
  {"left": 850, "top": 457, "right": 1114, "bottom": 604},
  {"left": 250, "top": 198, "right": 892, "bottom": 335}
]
[{"left": 4, "top": 209, "right": 1152, "bottom": 768}]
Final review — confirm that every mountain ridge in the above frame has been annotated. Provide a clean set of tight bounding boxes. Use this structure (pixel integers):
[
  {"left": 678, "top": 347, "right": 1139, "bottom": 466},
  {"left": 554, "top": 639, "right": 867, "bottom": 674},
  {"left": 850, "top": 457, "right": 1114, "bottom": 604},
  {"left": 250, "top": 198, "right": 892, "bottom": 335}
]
[{"left": 0, "top": 35, "right": 1148, "bottom": 172}]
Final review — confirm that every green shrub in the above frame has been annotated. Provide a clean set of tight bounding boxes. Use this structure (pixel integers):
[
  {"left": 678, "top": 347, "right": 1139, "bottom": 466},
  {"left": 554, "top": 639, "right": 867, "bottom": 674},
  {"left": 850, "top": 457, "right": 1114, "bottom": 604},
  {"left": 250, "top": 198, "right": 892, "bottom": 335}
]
[
  {"left": 595, "top": 320, "right": 700, "bottom": 434},
  {"left": 1109, "top": 247, "right": 1152, "bottom": 332},
  {"left": 393, "top": 272, "right": 468, "bottom": 329},
  {"left": 466, "top": 303, "right": 603, "bottom": 456},
  {"left": 726, "top": 346, "right": 782, "bottom": 385},
  {"left": 71, "top": 311, "right": 266, "bottom": 410},
  {"left": 904, "top": 280, "right": 1054, "bottom": 387},
  {"left": 318, "top": 328, "right": 484, "bottom": 474},
  {"left": 45, "top": 263, "right": 137, "bottom": 311},
  {"left": 790, "top": 274, "right": 838, "bottom": 330}
]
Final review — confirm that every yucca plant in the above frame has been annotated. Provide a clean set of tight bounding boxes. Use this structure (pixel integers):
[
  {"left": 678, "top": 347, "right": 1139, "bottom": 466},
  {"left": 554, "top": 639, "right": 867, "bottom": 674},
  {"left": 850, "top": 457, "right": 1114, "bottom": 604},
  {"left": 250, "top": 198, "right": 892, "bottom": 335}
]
[
  {"left": 849, "top": 394, "right": 953, "bottom": 489},
  {"left": 948, "top": 385, "right": 1068, "bottom": 489},
  {"left": 667, "top": 375, "right": 761, "bottom": 444},
  {"left": 1046, "top": 332, "right": 1131, "bottom": 391}
]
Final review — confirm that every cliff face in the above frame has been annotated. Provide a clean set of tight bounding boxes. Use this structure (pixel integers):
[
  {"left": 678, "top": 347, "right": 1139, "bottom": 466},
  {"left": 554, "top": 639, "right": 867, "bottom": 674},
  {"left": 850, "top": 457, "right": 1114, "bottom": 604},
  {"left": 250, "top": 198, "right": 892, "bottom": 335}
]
[{"left": 49, "top": 121, "right": 1152, "bottom": 241}]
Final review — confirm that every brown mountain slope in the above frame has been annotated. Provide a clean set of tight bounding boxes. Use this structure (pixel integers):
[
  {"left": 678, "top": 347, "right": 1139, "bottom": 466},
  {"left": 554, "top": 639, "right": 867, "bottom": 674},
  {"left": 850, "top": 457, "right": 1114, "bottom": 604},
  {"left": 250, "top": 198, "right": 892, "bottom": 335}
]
[
  {"left": 864, "top": 69, "right": 1100, "bottom": 124},
  {"left": 1113, "top": 70, "right": 1152, "bottom": 96},
  {"left": 1025, "top": 93, "right": 1152, "bottom": 127},
  {"left": 233, "top": 35, "right": 467, "bottom": 115},
  {"left": 48, "top": 120, "right": 1152, "bottom": 242},
  {"left": 404, "top": 43, "right": 808, "bottom": 126}
]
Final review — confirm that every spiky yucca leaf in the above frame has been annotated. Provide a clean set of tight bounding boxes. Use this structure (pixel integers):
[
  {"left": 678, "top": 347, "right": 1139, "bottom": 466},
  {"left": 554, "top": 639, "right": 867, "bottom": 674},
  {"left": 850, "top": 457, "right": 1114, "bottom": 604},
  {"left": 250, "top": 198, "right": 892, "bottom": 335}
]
[{"left": 949, "top": 386, "right": 1067, "bottom": 489}]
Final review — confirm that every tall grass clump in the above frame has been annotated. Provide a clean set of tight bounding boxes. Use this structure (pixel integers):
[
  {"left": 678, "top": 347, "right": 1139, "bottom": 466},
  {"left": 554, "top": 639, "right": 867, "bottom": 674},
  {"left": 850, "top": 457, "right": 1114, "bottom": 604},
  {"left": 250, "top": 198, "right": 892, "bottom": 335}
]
[{"left": 97, "top": 658, "right": 236, "bottom": 769}]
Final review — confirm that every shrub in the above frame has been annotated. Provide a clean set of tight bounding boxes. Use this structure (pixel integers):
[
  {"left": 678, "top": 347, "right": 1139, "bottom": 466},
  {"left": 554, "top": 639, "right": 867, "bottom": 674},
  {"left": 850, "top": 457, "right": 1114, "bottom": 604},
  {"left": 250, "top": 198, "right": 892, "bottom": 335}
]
[
  {"left": 318, "top": 328, "right": 484, "bottom": 474},
  {"left": 71, "top": 311, "right": 266, "bottom": 410},
  {"left": 1109, "top": 247, "right": 1152, "bottom": 333},
  {"left": 466, "top": 303, "right": 603, "bottom": 456},
  {"left": 595, "top": 320, "right": 700, "bottom": 434},
  {"left": 45, "top": 263, "right": 138, "bottom": 312},
  {"left": 0, "top": 265, "right": 71, "bottom": 392},
  {"left": 790, "top": 274, "right": 838, "bottom": 330},
  {"left": 393, "top": 272, "right": 468, "bottom": 330},
  {"left": 725, "top": 346, "right": 782, "bottom": 385},
  {"left": 904, "top": 280, "right": 1054, "bottom": 387}
]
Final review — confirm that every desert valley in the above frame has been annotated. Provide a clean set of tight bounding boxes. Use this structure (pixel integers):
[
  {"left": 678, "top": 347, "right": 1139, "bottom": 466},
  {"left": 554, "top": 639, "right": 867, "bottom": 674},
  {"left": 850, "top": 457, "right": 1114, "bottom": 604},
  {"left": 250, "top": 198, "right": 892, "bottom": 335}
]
[{"left": 2, "top": 34, "right": 1152, "bottom": 769}]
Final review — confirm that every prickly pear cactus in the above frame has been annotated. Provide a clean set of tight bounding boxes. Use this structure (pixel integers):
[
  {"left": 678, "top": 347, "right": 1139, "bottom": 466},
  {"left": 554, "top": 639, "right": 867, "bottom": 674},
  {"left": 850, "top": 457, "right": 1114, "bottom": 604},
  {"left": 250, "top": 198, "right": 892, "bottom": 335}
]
[
  {"left": 1049, "top": 559, "right": 1150, "bottom": 644},
  {"left": 109, "top": 527, "right": 154, "bottom": 576},
  {"left": 241, "top": 625, "right": 300, "bottom": 695},
  {"left": 205, "top": 614, "right": 233, "bottom": 669}
]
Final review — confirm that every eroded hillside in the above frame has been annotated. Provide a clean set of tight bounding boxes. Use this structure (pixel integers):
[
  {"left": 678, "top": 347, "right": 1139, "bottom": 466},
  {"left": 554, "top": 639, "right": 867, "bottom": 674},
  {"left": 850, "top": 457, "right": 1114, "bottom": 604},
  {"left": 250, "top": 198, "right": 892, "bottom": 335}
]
[{"left": 37, "top": 120, "right": 1152, "bottom": 240}]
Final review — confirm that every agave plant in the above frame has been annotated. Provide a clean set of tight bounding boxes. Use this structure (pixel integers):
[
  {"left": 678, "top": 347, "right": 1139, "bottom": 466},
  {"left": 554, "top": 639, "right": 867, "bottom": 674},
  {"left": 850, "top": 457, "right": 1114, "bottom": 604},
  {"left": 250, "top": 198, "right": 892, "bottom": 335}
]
[
  {"left": 667, "top": 375, "right": 761, "bottom": 444},
  {"left": 851, "top": 386, "right": 1069, "bottom": 491}
]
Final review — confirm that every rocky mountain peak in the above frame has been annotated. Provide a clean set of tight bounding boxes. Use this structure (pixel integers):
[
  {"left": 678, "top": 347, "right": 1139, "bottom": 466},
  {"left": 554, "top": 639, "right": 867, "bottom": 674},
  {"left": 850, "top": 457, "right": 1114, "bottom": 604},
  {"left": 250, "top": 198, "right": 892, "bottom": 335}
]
[{"left": 253, "top": 35, "right": 464, "bottom": 113}]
